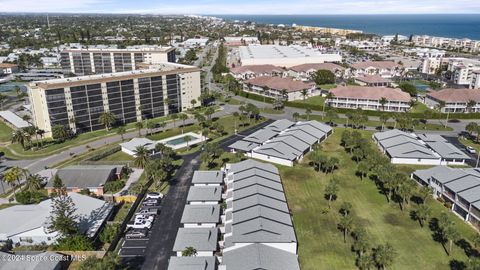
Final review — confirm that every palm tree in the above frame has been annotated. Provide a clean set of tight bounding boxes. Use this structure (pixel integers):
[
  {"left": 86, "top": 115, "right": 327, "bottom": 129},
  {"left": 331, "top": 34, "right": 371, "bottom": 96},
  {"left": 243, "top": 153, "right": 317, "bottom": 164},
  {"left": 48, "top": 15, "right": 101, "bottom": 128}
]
[
  {"left": 301, "top": 88, "right": 308, "bottom": 101},
  {"left": 436, "top": 100, "right": 449, "bottom": 128},
  {"left": 419, "top": 186, "right": 432, "bottom": 204},
  {"left": 356, "top": 161, "right": 369, "bottom": 180},
  {"left": 146, "top": 121, "right": 155, "bottom": 136},
  {"left": 339, "top": 215, "right": 354, "bottom": 243},
  {"left": 305, "top": 108, "right": 312, "bottom": 121},
  {"left": 415, "top": 204, "right": 431, "bottom": 228},
  {"left": 357, "top": 254, "right": 374, "bottom": 270},
  {"left": 374, "top": 243, "right": 396, "bottom": 270},
  {"left": 117, "top": 126, "right": 126, "bottom": 141},
  {"left": 190, "top": 99, "right": 197, "bottom": 108},
  {"left": 25, "top": 174, "right": 43, "bottom": 192},
  {"left": 11, "top": 129, "right": 27, "bottom": 150},
  {"left": 36, "top": 129, "right": 45, "bottom": 148},
  {"left": 98, "top": 111, "right": 116, "bottom": 131},
  {"left": 281, "top": 89, "right": 288, "bottom": 101},
  {"left": 178, "top": 113, "right": 188, "bottom": 134},
  {"left": 0, "top": 93, "right": 7, "bottom": 109},
  {"left": 292, "top": 112, "right": 300, "bottom": 122},
  {"left": 260, "top": 86, "right": 269, "bottom": 103},
  {"left": 3, "top": 167, "right": 25, "bottom": 198},
  {"left": 379, "top": 114, "right": 390, "bottom": 131},
  {"left": 133, "top": 146, "right": 150, "bottom": 169},
  {"left": 379, "top": 97, "right": 388, "bottom": 111},
  {"left": 325, "top": 178, "right": 339, "bottom": 208},
  {"left": 232, "top": 112, "right": 240, "bottom": 133},
  {"left": 170, "top": 113, "right": 178, "bottom": 128},
  {"left": 184, "top": 135, "right": 192, "bottom": 147},
  {"left": 135, "top": 122, "right": 144, "bottom": 137},
  {"left": 467, "top": 99, "right": 477, "bottom": 113},
  {"left": 323, "top": 92, "right": 334, "bottom": 118},
  {"left": 182, "top": 246, "right": 197, "bottom": 257}
]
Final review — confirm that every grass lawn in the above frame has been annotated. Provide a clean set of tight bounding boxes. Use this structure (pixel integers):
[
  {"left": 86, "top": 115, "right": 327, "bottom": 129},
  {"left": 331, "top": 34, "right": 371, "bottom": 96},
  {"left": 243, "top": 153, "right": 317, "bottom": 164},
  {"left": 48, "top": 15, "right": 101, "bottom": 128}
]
[
  {"left": 295, "top": 95, "right": 326, "bottom": 107},
  {"left": 319, "top": 84, "right": 337, "bottom": 90},
  {"left": 460, "top": 137, "right": 480, "bottom": 153},
  {"left": 280, "top": 129, "right": 477, "bottom": 270},
  {"left": 0, "top": 121, "right": 13, "bottom": 143},
  {"left": 303, "top": 114, "right": 452, "bottom": 131},
  {"left": 411, "top": 102, "right": 433, "bottom": 114},
  {"left": 227, "top": 98, "right": 243, "bottom": 105},
  {"left": 98, "top": 150, "right": 134, "bottom": 162}
]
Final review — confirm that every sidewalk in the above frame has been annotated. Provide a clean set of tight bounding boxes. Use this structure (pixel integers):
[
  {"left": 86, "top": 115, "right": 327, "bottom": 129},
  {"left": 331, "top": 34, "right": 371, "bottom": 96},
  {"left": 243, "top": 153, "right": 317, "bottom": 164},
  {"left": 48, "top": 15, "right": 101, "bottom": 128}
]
[{"left": 114, "top": 168, "right": 144, "bottom": 196}]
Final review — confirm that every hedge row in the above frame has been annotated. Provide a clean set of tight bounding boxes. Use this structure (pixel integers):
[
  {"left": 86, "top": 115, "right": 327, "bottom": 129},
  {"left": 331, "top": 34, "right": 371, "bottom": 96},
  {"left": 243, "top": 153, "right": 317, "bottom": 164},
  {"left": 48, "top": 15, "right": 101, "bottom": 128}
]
[
  {"left": 87, "top": 146, "right": 122, "bottom": 161},
  {"left": 237, "top": 91, "right": 480, "bottom": 120}
]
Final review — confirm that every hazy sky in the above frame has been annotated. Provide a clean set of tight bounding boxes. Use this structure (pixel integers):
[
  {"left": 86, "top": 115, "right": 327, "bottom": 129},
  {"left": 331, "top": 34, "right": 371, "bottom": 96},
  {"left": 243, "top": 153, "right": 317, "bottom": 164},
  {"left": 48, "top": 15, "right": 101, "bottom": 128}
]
[{"left": 1, "top": 0, "right": 480, "bottom": 14}]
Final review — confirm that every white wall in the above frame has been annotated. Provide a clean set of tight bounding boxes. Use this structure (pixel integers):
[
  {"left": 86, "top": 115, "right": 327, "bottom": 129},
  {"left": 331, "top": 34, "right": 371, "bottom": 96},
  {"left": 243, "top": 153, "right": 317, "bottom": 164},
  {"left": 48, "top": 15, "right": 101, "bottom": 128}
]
[
  {"left": 188, "top": 201, "right": 219, "bottom": 205},
  {"left": 391, "top": 157, "right": 441, "bottom": 165},
  {"left": 175, "top": 251, "right": 213, "bottom": 257},
  {"left": 183, "top": 223, "right": 217, "bottom": 228},
  {"left": 250, "top": 152, "right": 294, "bottom": 167}
]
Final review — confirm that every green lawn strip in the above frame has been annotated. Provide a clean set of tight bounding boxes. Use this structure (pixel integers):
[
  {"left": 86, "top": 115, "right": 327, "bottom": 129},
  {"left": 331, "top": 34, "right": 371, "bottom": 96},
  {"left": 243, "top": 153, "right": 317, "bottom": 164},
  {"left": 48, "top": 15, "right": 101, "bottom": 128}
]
[
  {"left": 0, "top": 121, "right": 13, "bottom": 143},
  {"left": 279, "top": 129, "right": 476, "bottom": 270},
  {"left": 319, "top": 84, "right": 337, "bottom": 90},
  {"left": 459, "top": 137, "right": 480, "bottom": 153},
  {"left": 260, "top": 107, "right": 284, "bottom": 115},
  {"left": 97, "top": 150, "right": 134, "bottom": 162},
  {"left": 302, "top": 114, "right": 452, "bottom": 131}
]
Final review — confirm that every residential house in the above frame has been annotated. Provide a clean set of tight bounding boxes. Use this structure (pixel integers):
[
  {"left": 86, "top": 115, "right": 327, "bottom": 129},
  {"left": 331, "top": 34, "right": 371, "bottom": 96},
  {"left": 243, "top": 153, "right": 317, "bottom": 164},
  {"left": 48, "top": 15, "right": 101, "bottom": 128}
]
[
  {"left": 244, "top": 76, "right": 317, "bottom": 101},
  {"left": 172, "top": 227, "right": 219, "bottom": 257},
  {"left": 425, "top": 88, "right": 480, "bottom": 113},
  {"left": 350, "top": 61, "right": 403, "bottom": 78}
]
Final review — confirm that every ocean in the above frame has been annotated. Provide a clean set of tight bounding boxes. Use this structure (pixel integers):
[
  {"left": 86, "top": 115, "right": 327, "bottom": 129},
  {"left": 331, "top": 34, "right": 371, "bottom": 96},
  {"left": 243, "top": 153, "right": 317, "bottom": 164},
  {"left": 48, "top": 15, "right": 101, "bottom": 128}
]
[{"left": 214, "top": 14, "right": 480, "bottom": 40}]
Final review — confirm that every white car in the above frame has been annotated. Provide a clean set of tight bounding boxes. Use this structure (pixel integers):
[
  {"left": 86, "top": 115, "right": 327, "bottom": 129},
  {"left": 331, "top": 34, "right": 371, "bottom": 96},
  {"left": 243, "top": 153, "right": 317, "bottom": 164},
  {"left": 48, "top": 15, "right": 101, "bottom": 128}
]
[
  {"left": 126, "top": 220, "right": 152, "bottom": 229},
  {"left": 146, "top": 192, "right": 163, "bottom": 200},
  {"left": 466, "top": 146, "right": 477, "bottom": 154},
  {"left": 135, "top": 214, "right": 154, "bottom": 223}
]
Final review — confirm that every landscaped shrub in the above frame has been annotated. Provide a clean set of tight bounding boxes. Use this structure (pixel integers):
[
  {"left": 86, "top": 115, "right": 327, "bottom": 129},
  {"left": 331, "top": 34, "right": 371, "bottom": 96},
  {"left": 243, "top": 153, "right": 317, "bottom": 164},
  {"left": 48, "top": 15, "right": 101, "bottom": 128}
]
[
  {"left": 15, "top": 191, "right": 47, "bottom": 204},
  {"left": 53, "top": 235, "right": 93, "bottom": 251},
  {"left": 104, "top": 180, "right": 125, "bottom": 194},
  {"left": 87, "top": 146, "right": 121, "bottom": 161}
]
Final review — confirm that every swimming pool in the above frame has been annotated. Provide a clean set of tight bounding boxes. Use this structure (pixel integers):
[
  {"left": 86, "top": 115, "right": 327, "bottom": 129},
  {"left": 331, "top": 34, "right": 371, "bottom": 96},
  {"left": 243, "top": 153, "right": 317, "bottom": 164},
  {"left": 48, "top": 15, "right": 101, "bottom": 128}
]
[{"left": 165, "top": 135, "right": 193, "bottom": 146}]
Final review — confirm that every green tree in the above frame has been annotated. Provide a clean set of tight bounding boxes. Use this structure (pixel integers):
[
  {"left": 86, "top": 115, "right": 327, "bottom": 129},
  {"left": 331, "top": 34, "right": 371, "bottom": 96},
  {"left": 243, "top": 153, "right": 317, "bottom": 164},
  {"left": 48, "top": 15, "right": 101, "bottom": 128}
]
[
  {"left": 117, "top": 126, "right": 126, "bottom": 141},
  {"left": 292, "top": 112, "right": 300, "bottom": 122},
  {"left": 48, "top": 193, "right": 79, "bottom": 236},
  {"left": 182, "top": 246, "right": 198, "bottom": 257},
  {"left": 52, "top": 124, "right": 70, "bottom": 142},
  {"left": 415, "top": 204, "right": 431, "bottom": 228},
  {"left": 325, "top": 177, "right": 339, "bottom": 208},
  {"left": 11, "top": 129, "right": 27, "bottom": 150},
  {"left": 379, "top": 97, "right": 388, "bottom": 111},
  {"left": 356, "top": 161, "right": 370, "bottom": 180},
  {"left": 146, "top": 120, "right": 156, "bottom": 136},
  {"left": 170, "top": 113, "right": 179, "bottom": 127},
  {"left": 339, "top": 214, "right": 354, "bottom": 243},
  {"left": 357, "top": 254, "right": 374, "bottom": 270},
  {"left": 178, "top": 113, "right": 188, "bottom": 134},
  {"left": 98, "top": 111, "right": 116, "bottom": 131},
  {"left": 3, "top": 167, "right": 25, "bottom": 198},
  {"left": 374, "top": 243, "right": 396, "bottom": 270},
  {"left": 133, "top": 145, "right": 150, "bottom": 169},
  {"left": 25, "top": 174, "right": 42, "bottom": 192},
  {"left": 312, "top": 69, "right": 335, "bottom": 85},
  {"left": 399, "top": 82, "right": 418, "bottom": 97},
  {"left": 305, "top": 108, "right": 312, "bottom": 120},
  {"left": 135, "top": 121, "right": 144, "bottom": 136}
]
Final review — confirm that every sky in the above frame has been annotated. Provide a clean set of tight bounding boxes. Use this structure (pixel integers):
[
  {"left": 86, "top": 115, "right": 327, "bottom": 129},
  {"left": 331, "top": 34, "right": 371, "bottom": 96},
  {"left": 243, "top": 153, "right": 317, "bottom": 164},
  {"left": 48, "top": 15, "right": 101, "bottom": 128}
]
[{"left": 1, "top": 0, "right": 480, "bottom": 14}]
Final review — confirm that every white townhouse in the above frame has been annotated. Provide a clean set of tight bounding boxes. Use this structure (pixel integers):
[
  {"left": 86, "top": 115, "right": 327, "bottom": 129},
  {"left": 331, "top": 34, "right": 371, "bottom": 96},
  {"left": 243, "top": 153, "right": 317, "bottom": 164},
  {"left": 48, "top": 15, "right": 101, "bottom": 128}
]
[
  {"left": 350, "top": 61, "right": 403, "bottom": 78},
  {"left": 425, "top": 88, "right": 480, "bottom": 113}
]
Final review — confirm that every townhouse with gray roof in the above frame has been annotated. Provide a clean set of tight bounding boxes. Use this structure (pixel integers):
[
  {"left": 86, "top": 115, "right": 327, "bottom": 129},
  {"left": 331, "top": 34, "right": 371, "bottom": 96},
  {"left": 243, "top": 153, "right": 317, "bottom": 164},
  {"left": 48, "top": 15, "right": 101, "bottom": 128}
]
[
  {"left": 229, "top": 119, "right": 332, "bottom": 166},
  {"left": 187, "top": 186, "right": 223, "bottom": 205},
  {"left": 412, "top": 166, "right": 480, "bottom": 230},
  {"left": 192, "top": 171, "right": 224, "bottom": 186},
  {"left": 172, "top": 227, "right": 219, "bottom": 257},
  {"left": 168, "top": 256, "right": 218, "bottom": 270},
  {"left": 181, "top": 205, "right": 221, "bottom": 228},
  {"left": 220, "top": 159, "right": 300, "bottom": 269},
  {"left": 373, "top": 129, "right": 470, "bottom": 165}
]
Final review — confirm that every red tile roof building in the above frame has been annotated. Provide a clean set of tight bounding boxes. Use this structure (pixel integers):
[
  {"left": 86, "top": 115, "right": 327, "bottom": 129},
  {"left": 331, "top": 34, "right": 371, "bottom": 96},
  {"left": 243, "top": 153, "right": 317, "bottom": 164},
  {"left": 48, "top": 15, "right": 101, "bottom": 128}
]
[
  {"left": 243, "top": 77, "right": 318, "bottom": 101},
  {"left": 230, "top": 65, "right": 284, "bottom": 80},
  {"left": 425, "top": 88, "right": 480, "bottom": 113},
  {"left": 350, "top": 61, "right": 403, "bottom": 78},
  {"left": 327, "top": 86, "right": 411, "bottom": 112},
  {"left": 287, "top": 63, "right": 345, "bottom": 80},
  {"left": 354, "top": 75, "right": 393, "bottom": 87}
]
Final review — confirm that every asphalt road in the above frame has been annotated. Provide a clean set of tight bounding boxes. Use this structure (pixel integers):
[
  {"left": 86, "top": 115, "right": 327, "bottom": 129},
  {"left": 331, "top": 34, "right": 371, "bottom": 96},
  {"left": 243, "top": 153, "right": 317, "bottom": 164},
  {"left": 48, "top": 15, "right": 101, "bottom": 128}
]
[
  {"left": 443, "top": 135, "right": 479, "bottom": 167},
  {"left": 138, "top": 119, "right": 273, "bottom": 270}
]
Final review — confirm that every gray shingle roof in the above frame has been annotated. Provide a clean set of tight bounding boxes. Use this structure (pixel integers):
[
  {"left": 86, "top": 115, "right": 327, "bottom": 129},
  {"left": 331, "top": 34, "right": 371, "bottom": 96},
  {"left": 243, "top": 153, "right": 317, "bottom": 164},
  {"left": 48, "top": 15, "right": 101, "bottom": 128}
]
[
  {"left": 228, "top": 159, "right": 278, "bottom": 175},
  {"left": 45, "top": 165, "right": 120, "bottom": 189},
  {"left": 232, "top": 194, "right": 290, "bottom": 213},
  {"left": 374, "top": 129, "right": 439, "bottom": 159},
  {"left": 227, "top": 217, "right": 297, "bottom": 244},
  {"left": 232, "top": 185, "right": 287, "bottom": 202},
  {"left": 444, "top": 175, "right": 480, "bottom": 193},
  {"left": 233, "top": 175, "right": 284, "bottom": 192},
  {"left": 243, "top": 129, "right": 279, "bottom": 144},
  {"left": 253, "top": 142, "right": 300, "bottom": 160},
  {"left": 0, "top": 193, "right": 112, "bottom": 240},
  {"left": 0, "top": 251, "right": 62, "bottom": 270},
  {"left": 187, "top": 186, "right": 222, "bottom": 202},
  {"left": 265, "top": 119, "right": 295, "bottom": 132},
  {"left": 172, "top": 228, "right": 218, "bottom": 252},
  {"left": 296, "top": 120, "right": 333, "bottom": 134},
  {"left": 228, "top": 140, "right": 260, "bottom": 152},
  {"left": 192, "top": 171, "right": 224, "bottom": 185},
  {"left": 222, "top": 244, "right": 300, "bottom": 270},
  {"left": 424, "top": 141, "right": 470, "bottom": 160},
  {"left": 458, "top": 186, "right": 480, "bottom": 204},
  {"left": 232, "top": 205, "right": 293, "bottom": 227},
  {"left": 167, "top": 256, "right": 217, "bottom": 270},
  {"left": 181, "top": 205, "right": 220, "bottom": 224}
]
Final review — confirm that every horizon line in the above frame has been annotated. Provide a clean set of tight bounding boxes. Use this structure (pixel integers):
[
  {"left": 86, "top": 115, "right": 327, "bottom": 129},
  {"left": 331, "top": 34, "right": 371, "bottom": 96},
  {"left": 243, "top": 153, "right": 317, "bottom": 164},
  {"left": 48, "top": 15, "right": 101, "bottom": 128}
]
[{"left": 1, "top": 12, "right": 480, "bottom": 15}]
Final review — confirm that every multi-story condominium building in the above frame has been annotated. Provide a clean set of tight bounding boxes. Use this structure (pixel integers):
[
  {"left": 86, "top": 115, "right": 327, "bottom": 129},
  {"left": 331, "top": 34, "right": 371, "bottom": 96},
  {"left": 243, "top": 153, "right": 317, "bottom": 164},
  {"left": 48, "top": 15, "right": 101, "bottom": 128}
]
[
  {"left": 425, "top": 88, "right": 480, "bottom": 113},
  {"left": 229, "top": 65, "right": 285, "bottom": 81},
  {"left": 287, "top": 63, "right": 345, "bottom": 81},
  {"left": 60, "top": 46, "right": 176, "bottom": 75},
  {"left": 349, "top": 61, "right": 403, "bottom": 78},
  {"left": 28, "top": 63, "right": 201, "bottom": 137},
  {"left": 412, "top": 35, "right": 480, "bottom": 53},
  {"left": 471, "top": 71, "right": 480, "bottom": 89},
  {"left": 326, "top": 86, "right": 411, "bottom": 112},
  {"left": 448, "top": 58, "right": 480, "bottom": 86},
  {"left": 243, "top": 76, "right": 317, "bottom": 101},
  {"left": 412, "top": 166, "right": 480, "bottom": 230}
]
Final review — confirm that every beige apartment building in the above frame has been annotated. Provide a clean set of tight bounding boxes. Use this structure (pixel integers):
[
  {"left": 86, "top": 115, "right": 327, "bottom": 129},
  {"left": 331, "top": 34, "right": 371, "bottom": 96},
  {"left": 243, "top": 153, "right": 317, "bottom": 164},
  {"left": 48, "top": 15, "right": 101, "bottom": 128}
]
[
  {"left": 28, "top": 63, "right": 201, "bottom": 137},
  {"left": 60, "top": 46, "right": 176, "bottom": 75}
]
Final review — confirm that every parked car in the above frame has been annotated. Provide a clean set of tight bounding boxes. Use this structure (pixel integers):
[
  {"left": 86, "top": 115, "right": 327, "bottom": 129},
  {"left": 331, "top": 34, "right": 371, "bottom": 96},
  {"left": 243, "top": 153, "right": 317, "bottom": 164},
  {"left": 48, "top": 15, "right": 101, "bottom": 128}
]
[
  {"left": 135, "top": 214, "right": 155, "bottom": 223},
  {"left": 138, "top": 208, "right": 160, "bottom": 215},
  {"left": 466, "top": 146, "right": 477, "bottom": 154},
  {"left": 146, "top": 192, "right": 163, "bottom": 200},
  {"left": 143, "top": 199, "right": 160, "bottom": 207},
  {"left": 119, "top": 190, "right": 128, "bottom": 196},
  {"left": 126, "top": 220, "right": 152, "bottom": 229},
  {"left": 125, "top": 228, "right": 148, "bottom": 239}
]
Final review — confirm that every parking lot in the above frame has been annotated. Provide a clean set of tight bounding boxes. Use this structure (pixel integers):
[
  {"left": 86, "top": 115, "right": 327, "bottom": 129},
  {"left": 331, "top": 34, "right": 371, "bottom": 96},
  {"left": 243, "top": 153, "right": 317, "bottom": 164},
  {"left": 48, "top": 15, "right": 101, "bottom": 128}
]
[
  {"left": 118, "top": 193, "right": 162, "bottom": 258},
  {"left": 444, "top": 135, "right": 479, "bottom": 167}
]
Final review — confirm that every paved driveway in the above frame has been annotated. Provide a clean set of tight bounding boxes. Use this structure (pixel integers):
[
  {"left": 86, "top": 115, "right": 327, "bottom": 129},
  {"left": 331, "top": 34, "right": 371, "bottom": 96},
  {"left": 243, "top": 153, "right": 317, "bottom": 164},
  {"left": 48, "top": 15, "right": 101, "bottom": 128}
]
[{"left": 137, "top": 119, "right": 274, "bottom": 270}]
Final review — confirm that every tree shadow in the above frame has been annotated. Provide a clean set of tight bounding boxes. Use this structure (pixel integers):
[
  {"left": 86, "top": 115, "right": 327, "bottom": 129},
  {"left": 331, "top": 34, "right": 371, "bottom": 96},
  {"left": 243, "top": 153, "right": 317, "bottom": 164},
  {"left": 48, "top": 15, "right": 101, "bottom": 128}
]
[
  {"left": 449, "top": 259, "right": 466, "bottom": 270},
  {"left": 429, "top": 217, "right": 449, "bottom": 255},
  {"left": 456, "top": 238, "right": 480, "bottom": 258},
  {"left": 410, "top": 195, "right": 423, "bottom": 205}
]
